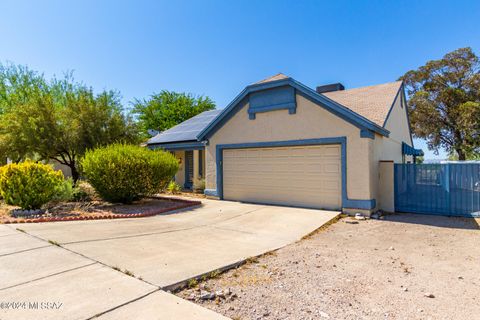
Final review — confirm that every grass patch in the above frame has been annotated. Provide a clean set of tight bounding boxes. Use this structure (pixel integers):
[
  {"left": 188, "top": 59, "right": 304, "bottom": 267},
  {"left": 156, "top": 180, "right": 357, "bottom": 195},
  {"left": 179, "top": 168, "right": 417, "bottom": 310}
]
[
  {"left": 48, "top": 239, "right": 61, "bottom": 246},
  {"left": 209, "top": 269, "right": 221, "bottom": 279},
  {"left": 123, "top": 269, "right": 134, "bottom": 277},
  {"left": 111, "top": 265, "right": 135, "bottom": 277},
  {"left": 245, "top": 256, "right": 259, "bottom": 264},
  {"left": 187, "top": 278, "right": 198, "bottom": 288},
  {"left": 301, "top": 214, "right": 343, "bottom": 240}
]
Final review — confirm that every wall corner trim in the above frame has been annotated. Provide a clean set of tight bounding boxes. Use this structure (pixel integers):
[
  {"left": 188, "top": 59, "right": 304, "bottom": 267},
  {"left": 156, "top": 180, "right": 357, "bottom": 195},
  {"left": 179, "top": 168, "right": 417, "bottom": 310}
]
[
  {"left": 360, "top": 129, "right": 375, "bottom": 139},
  {"left": 343, "top": 199, "right": 376, "bottom": 210}
]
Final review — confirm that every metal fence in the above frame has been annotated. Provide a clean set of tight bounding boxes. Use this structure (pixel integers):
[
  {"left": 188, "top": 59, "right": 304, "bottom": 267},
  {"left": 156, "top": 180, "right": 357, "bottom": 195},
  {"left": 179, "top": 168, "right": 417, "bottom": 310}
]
[{"left": 394, "top": 163, "right": 480, "bottom": 217}]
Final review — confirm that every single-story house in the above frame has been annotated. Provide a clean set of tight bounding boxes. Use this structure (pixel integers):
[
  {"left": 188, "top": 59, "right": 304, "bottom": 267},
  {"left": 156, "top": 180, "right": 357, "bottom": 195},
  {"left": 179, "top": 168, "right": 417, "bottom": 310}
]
[{"left": 147, "top": 74, "right": 422, "bottom": 215}]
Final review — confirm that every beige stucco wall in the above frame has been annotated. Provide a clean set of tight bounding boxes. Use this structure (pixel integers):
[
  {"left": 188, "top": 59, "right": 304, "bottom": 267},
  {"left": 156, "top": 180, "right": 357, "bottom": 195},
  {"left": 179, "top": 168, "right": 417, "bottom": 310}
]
[
  {"left": 205, "top": 94, "right": 375, "bottom": 202},
  {"left": 192, "top": 149, "right": 206, "bottom": 189},
  {"left": 50, "top": 160, "right": 72, "bottom": 178},
  {"left": 378, "top": 161, "right": 395, "bottom": 212},
  {"left": 377, "top": 91, "right": 413, "bottom": 163},
  {"left": 372, "top": 90, "right": 413, "bottom": 211},
  {"left": 193, "top": 150, "right": 199, "bottom": 182},
  {"left": 174, "top": 150, "right": 185, "bottom": 186}
]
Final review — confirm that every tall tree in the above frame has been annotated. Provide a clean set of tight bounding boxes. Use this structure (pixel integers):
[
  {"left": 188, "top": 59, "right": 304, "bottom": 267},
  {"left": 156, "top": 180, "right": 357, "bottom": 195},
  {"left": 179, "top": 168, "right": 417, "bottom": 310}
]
[
  {"left": 0, "top": 64, "right": 139, "bottom": 182},
  {"left": 132, "top": 90, "right": 215, "bottom": 136},
  {"left": 401, "top": 47, "right": 480, "bottom": 160},
  {"left": 0, "top": 63, "right": 46, "bottom": 115}
]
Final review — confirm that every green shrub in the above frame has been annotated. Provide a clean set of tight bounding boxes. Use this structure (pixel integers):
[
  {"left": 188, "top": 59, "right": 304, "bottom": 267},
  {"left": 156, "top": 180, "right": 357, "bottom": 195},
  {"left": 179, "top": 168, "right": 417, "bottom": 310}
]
[
  {"left": 166, "top": 181, "right": 182, "bottom": 194},
  {"left": 193, "top": 178, "right": 205, "bottom": 192},
  {"left": 81, "top": 144, "right": 179, "bottom": 204},
  {"left": 51, "top": 177, "right": 74, "bottom": 202},
  {"left": 72, "top": 181, "right": 94, "bottom": 202},
  {"left": 0, "top": 161, "right": 65, "bottom": 209}
]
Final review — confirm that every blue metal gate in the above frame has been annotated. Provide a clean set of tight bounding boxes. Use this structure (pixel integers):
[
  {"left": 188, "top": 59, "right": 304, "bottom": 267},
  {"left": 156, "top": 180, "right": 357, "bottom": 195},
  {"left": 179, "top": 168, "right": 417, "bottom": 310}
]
[{"left": 394, "top": 163, "right": 480, "bottom": 217}]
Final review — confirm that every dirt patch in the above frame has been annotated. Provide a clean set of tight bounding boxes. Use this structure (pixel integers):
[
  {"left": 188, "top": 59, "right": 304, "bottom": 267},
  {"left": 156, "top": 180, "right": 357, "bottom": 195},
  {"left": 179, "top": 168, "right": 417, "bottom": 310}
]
[
  {"left": 0, "top": 196, "right": 200, "bottom": 223},
  {"left": 162, "top": 191, "right": 207, "bottom": 199},
  {"left": 177, "top": 213, "right": 480, "bottom": 320}
]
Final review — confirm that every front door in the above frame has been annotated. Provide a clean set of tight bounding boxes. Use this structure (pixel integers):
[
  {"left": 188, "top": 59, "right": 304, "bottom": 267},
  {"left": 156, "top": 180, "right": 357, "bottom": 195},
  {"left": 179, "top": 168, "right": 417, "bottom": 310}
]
[{"left": 184, "top": 150, "right": 194, "bottom": 189}]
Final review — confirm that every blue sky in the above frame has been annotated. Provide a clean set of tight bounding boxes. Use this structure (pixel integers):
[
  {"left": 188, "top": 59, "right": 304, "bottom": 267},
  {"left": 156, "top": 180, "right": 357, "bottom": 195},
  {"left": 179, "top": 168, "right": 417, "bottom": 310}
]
[{"left": 1, "top": 0, "right": 479, "bottom": 159}]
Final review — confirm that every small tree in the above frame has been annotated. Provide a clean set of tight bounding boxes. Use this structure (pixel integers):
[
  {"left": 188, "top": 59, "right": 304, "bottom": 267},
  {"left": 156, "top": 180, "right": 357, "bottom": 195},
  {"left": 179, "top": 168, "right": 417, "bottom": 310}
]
[
  {"left": 0, "top": 63, "right": 46, "bottom": 116},
  {"left": 132, "top": 90, "right": 215, "bottom": 136},
  {"left": 0, "top": 64, "right": 140, "bottom": 182},
  {"left": 401, "top": 47, "right": 480, "bottom": 160}
]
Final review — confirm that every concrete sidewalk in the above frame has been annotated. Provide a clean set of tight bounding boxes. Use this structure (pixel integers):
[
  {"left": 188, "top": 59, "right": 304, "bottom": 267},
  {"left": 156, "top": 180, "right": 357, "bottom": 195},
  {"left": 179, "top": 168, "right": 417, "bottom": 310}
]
[
  {"left": 0, "top": 199, "right": 338, "bottom": 319},
  {"left": 0, "top": 225, "right": 228, "bottom": 320}
]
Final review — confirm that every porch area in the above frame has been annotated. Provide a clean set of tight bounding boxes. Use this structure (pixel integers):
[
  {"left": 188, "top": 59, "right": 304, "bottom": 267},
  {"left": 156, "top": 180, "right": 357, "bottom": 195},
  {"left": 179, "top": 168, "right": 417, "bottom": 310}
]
[{"left": 173, "top": 149, "right": 206, "bottom": 191}]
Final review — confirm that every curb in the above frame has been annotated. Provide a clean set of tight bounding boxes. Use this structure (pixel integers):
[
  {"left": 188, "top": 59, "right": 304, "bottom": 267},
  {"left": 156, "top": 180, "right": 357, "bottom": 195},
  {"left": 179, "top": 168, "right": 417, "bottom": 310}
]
[
  {"left": 3, "top": 198, "right": 201, "bottom": 224},
  {"left": 165, "top": 212, "right": 342, "bottom": 293}
]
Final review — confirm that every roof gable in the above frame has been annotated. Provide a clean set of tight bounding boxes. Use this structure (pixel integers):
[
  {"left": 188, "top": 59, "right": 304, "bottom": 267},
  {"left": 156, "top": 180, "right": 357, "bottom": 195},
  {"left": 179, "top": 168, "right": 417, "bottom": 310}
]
[
  {"left": 255, "top": 73, "right": 289, "bottom": 84},
  {"left": 197, "top": 77, "right": 391, "bottom": 140}
]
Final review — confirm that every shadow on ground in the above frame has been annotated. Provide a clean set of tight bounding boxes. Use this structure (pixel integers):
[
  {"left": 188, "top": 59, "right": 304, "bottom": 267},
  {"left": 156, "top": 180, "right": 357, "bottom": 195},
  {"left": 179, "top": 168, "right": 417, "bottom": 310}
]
[{"left": 383, "top": 212, "right": 480, "bottom": 230}]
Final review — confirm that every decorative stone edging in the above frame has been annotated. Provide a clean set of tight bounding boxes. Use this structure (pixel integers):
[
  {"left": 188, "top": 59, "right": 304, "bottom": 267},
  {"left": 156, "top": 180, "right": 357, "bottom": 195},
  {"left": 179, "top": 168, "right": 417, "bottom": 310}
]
[{"left": 3, "top": 197, "right": 201, "bottom": 224}]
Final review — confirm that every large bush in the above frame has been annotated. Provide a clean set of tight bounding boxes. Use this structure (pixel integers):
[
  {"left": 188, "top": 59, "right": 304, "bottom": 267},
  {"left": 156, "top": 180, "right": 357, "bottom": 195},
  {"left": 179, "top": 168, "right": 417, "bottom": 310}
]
[
  {"left": 81, "top": 144, "right": 179, "bottom": 203},
  {"left": 0, "top": 161, "right": 65, "bottom": 209}
]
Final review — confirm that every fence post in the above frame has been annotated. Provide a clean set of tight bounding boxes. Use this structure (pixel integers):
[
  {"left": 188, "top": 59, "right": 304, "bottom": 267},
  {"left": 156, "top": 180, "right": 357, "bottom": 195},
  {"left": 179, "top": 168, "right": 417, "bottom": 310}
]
[{"left": 445, "top": 164, "right": 450, "bottom": 213}]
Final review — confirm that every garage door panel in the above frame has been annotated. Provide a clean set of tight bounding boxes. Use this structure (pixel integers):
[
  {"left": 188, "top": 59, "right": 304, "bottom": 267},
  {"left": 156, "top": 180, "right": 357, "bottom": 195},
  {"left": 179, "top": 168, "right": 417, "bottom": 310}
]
[
  {"left": 223, "top": 145, "right": 342, "bottom": 210},
  {"left": 324, "top": 163, "right": 341, "bottom": 173},
  {"left": 324, "top": 145, "right": 340, "bottom": 156}
]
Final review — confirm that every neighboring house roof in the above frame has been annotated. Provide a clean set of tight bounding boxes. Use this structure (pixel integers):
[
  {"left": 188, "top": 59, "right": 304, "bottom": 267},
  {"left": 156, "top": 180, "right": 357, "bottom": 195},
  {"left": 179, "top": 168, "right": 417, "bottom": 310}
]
[
  {"left": 322, "top": 81, "right": 403, "bottom": 127},
  {"left": 147, "top": 109, "right": 222, "bottom": 145},
  {"left": 148, "top": 75, "right": 404, "bottom": 146}
]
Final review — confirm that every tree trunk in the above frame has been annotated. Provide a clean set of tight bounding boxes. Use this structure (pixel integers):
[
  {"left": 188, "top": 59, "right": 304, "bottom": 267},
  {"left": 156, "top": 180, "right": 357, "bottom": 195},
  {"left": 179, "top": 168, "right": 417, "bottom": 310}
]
[
  {"left": 457, "top": 149, "right": 466, "bottom": 161},
  {"left": 69, "top": 164, "right": 80, "bottom": 184}
]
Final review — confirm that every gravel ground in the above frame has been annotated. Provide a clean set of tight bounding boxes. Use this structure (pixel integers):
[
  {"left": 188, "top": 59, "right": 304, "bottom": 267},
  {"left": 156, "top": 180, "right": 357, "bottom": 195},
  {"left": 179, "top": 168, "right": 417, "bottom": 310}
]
[{"left": 177, "top": 213, "right": 480, "bottom": 320}]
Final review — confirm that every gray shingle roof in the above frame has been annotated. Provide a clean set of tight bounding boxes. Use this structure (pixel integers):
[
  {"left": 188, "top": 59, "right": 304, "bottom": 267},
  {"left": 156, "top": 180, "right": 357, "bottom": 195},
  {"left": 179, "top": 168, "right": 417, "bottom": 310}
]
[
  {"left": 321, "top": 81, "right": 402, "bottom": 127},
  {"left": 147, "top": 109, "right": 222, "bottom": 145}
]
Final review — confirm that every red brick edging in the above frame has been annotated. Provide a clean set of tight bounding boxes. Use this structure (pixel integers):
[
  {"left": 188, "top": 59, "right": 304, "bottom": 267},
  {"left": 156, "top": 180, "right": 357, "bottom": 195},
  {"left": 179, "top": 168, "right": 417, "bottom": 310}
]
[{"left": 3, "top": 196, "right": 201, "bottom": 224}]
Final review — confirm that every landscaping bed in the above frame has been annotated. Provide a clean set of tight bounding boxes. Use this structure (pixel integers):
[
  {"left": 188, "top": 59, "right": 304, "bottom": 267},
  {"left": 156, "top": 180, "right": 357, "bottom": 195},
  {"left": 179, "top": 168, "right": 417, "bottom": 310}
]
[
  {"left": 162, "top": 191, "right": 207, "bottom": 199},
  {"left": 177, "top": 214, "right": 480, "bottom": 320},
  {"left": 0, "top": 196, "right": 200, "bottom": 224}
]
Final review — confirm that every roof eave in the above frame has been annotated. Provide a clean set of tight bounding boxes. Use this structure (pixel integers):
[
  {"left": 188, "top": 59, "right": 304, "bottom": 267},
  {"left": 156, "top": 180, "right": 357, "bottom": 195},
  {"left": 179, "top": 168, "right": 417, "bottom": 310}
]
[{"left": 147, "top": 140, "right": 206, "bottom": 150}]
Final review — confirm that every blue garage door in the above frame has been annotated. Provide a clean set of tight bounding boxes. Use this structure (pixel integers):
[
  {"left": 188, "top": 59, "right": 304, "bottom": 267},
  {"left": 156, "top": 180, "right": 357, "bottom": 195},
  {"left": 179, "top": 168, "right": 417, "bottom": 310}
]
[{"left": 394, "top": 163, "right": 480, "bottom": 217}]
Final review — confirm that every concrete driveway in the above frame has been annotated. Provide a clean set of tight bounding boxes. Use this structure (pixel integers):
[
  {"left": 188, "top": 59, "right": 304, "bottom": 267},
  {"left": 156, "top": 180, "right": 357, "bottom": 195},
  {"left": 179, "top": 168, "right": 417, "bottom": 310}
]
[{"left": 0, "top": 198, "right": 338, "bottom": 319}]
